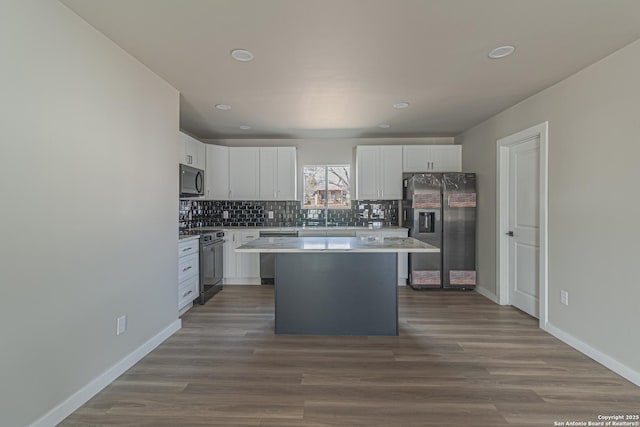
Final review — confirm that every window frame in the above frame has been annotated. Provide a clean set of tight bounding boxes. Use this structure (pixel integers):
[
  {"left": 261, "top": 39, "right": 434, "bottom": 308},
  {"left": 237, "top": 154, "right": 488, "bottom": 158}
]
[{"left": 302, "top": 164, "right": 351, "bottom": 210}]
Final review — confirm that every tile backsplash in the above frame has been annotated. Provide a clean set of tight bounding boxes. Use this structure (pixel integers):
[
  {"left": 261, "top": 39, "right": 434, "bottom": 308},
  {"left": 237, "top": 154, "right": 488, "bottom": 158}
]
[{"left": 179, "top": 199, "right": 399, "bottom": 229}]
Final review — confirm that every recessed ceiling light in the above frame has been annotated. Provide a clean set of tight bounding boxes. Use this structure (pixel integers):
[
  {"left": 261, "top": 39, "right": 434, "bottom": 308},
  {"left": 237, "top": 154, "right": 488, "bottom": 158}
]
[
  {"left": 378, "top": 124, "right": 391, "bottom": 129},
  {"left": 239, "top": 125, "right": 251, "bottom": 130},
  {"left": 231, "top": 49, "right": 254, "bottom": 62},
  {"left": 488, "top": 45, "right": 515, "bottom": 59},
  {"left": 393, "top": 102, "right": 410, "bottom": 109},
  {"left": 215, "top": 104, "right": 231, "bottom": 111}
]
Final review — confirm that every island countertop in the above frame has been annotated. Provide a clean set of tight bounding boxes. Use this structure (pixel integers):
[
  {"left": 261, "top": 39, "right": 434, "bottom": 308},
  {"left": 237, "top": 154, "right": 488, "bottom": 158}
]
[{"left": 235, "top": 236, "right": 439, "bottom": 253}]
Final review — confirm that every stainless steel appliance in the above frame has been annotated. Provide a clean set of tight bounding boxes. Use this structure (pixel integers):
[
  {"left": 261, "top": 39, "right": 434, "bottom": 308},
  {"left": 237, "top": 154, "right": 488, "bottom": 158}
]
[
  {"left": 403, "top": 173, "right": 476, "bottom": 290},
  {"left": 199, "top": 230, "right": 224, "bottom": 303},
  {"left": 259, "top": 229, "right": 298, "bottom": 284},
  {"left": 180, "top": 164, "right": 204, "bottom": 197}
]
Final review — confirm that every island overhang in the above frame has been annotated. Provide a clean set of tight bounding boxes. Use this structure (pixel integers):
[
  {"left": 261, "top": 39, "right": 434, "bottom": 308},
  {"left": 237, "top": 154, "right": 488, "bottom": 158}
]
[{"left": 235, "top": 236, "right": 440, "bottom": 253}]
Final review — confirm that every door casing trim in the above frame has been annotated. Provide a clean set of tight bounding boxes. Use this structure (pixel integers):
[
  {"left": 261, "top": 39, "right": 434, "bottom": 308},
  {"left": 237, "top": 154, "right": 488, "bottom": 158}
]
[{"left": 496, "top": 121, "right": 549, "bottom": 330}]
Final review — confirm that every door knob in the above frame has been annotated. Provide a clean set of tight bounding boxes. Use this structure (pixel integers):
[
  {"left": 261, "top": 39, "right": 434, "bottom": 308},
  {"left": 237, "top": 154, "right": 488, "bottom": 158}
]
[{"left": 505, "top": 231, "right": 514, "bottom": 237}]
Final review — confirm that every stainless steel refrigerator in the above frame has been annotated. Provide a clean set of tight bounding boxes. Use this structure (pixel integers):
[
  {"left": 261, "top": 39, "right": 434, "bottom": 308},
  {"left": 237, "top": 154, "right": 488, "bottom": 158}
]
[{"left": 403, "top": 173, "right": 477, "bottom": 290}]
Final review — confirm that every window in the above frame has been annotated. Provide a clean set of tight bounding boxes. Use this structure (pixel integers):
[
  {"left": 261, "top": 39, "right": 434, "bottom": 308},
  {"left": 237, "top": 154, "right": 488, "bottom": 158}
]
[{"left": 303, "top": 165, "right": 351, "bottom": 209}]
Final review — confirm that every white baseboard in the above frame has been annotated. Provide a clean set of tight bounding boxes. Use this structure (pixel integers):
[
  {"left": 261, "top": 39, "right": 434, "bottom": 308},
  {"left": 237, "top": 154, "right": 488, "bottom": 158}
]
[
  {"left": 474, "top": 286, "right": 499, "bottom": 304},
  {"left": 30, "top": 319, "right": 182, "bottom": 427},
  {"left": 545, "top": 322, "right": 640, "bottom": 388}
]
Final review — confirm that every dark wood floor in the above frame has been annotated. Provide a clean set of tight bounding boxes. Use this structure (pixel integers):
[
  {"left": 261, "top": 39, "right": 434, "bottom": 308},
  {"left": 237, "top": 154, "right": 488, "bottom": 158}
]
[{"left": 62, "top": 286, "right": 640, "bottom": 426}]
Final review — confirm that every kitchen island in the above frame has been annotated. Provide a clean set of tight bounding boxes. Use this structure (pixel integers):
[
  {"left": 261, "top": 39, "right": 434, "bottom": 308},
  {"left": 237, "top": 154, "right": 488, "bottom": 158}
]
[{"left": 236, "top": 236, "right": 439, "bottom": 336}]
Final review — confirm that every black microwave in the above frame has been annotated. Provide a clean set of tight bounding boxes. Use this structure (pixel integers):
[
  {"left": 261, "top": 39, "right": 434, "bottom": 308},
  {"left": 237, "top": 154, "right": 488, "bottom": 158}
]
[{"left": 180, "top": 164, "right": 204, "bottom": 197}]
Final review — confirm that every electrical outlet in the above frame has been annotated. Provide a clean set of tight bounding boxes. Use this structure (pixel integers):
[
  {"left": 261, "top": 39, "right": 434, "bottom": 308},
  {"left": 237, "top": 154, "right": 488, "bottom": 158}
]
[
  {"left": 223, "top": 211, "right": 229, "bottom": 219},
  {"left": 560, "top": 290, "right": 569, "bottom": 306},
  {"left": 268, "top": 211, "right": 274, "bottom": 219},
  {"left": 116, "top": 315, "right": 127, "bottom": 336}
]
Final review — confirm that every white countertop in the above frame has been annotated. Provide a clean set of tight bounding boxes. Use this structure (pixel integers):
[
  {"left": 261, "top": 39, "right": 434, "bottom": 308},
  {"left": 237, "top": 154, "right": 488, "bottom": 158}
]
[{"left": 235, "top": 236, "right": 439, "bottom": 253}]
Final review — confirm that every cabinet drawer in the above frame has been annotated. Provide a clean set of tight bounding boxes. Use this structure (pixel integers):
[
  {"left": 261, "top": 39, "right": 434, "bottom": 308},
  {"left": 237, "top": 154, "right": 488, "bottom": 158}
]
[
  {"left": 178, "top": 275, "right": 198, "bottom": 309},
  {"left": 326, "top": 230, "right": 356, "bottom": 237},
  {"left": 178, "top": 239, "right": 199, "bottom": 258},
  {"left": 297, "top": 230, "right": 326, "bottom": 237},
  {"left": 178, "top": 253, "right": 199, "bottom": 282},
  {"left": 240, "top": 232, "right": 259, "bottom": 243}
]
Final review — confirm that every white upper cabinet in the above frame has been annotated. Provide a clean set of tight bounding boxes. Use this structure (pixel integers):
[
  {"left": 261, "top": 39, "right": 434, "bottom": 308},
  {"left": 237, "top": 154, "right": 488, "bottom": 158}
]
[
  {"left": 179, "top": 131, "right": 205, "bottom": 170},
  {"left": 402, "top": 145, "right": 461, "bottom": 172},
  {"left": 259, "top": 147, "right": 277, "bottom": 200},
  {"left": 356, "top": 145, "right": 402, "bottom": 200},
  {"left": 429, "top": 145, "right": 462, "bottom": 171},
  {"left": 259, "top": 147, "right": 297, "bottom": 200},
  {"left": 379, "top": 146, "right": 403, "bottom": 199},
  {"left": 205, "top": 144, "right": 229, "bottom": 199},
  {"left": 229, "top": 147, "right": 260, "bottom": 200},
  {"left": 276, "top": 147, "right": 297, "bottom": 200},
  {"left": 356, "top": 146, "right": 380, "bottom": 200}
]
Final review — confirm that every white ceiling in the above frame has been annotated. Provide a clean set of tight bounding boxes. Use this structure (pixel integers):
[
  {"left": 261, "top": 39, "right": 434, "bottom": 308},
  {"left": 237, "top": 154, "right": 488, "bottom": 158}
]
[{"left": 60, "top": 0, "right": 640, "bottom": 140}]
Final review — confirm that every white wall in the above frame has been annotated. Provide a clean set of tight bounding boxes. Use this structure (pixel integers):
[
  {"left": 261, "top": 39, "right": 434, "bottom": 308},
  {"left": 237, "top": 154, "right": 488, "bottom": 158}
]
[
  {"left": 204, "top": 137, "right": 454, "bottom": 199},
  {"left": 0, "top": 1, "right": 179, "bottom": 425},
  {"left": 457, "top": 40, "right": 640, "bottom": 375}
]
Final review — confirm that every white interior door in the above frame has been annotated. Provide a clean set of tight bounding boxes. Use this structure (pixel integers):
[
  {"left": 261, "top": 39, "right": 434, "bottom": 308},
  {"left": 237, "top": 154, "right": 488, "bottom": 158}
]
[{"left": 508, "top": 137, "right": 540, "bottom": 317}]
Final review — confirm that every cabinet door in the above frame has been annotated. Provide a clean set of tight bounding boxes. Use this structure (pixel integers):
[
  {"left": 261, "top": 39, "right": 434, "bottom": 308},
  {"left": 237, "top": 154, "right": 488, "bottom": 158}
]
[
  {"left": 379, "top": 146, "right": 403, "bottom": 200},
  {"left": 192, "top": 140, "right": 206, "bottom": 170},
  {"left": 180, "top": 131, "right": 205, "bottom": 169},
  {"left": 223, "top": 232, "right": 237, "bottom": 280},
  {"left": 356, "top": 146, "right": 380, "bottom": 200},
  {"left": 259, "top": 147, "right": 277, "bottom": 200},
  {"left": 238, "top": 232, "right": 260, "bottom": 278},
  {"left": 402, "top": 146, "right": 430, "bottom": 172},
  {"left": 179, "top": 132, "right": 190, "bottom": 165},
  {"left": 276, "top": 147, "right": 297, "bottom": 200},
  {"left": 397, "top": 253, "right": 408, "bottom": 284},
  {"left": 430, "top": 145, "right": 461, "bottom": 172},
  {"left": 229, "top": 147, "right": 260, "bottom": 200},
  {"left": 205, "top": 144, "right": 229, "bottom": 199}
]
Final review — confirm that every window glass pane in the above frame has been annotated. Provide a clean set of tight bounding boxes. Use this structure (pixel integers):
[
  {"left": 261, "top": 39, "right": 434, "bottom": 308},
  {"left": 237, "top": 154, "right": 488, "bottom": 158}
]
[
  {"left": 327, "top": 166, "right": 351, "bottom": 209},
  {"left": 303, "top": 166, "right": 326, "bottom": 209},
  {"left": 303, "top": 165, "right": 351, "bottom": 209}
]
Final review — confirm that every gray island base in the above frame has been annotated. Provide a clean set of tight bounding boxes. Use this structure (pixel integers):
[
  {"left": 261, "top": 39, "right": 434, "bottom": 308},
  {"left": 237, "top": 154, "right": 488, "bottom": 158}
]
[
  {"left": 275, "top": 252, "right": 398, "bottom": 336},
  {"left": 235, "top": 237, "right": 439, "bottom": 336}
]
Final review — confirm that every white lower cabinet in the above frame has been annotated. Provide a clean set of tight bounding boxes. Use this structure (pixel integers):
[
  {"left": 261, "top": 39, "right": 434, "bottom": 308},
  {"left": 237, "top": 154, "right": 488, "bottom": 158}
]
[
  {"left": 178, "top": 239, "right": 199, "bottom": 315},
  {"left": 178, "top": 275, "right": 198, "bottom": 310},
  {"left": 356, "top": 229, "right": 409, "bottom": 285},
  {"left": 223, "top": 230, "right": 260, "bottom": 284}
]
